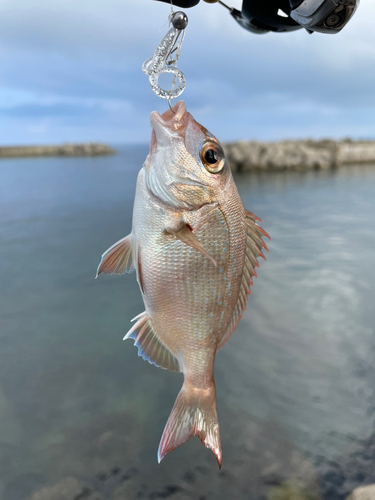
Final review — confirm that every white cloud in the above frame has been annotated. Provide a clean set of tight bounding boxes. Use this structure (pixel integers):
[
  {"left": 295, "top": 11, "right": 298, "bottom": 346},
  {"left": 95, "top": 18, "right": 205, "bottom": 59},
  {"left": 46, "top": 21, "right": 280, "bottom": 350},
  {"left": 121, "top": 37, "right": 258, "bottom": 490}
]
[{"left": 1, "top": 0, "right": 375, "bottom": 144}]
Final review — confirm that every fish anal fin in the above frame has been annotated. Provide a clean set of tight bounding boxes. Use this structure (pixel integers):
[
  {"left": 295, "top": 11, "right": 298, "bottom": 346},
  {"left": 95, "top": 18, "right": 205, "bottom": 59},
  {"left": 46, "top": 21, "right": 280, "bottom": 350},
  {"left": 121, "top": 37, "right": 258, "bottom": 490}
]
[
  {"left": 124, "top": 312, "right": 180, "bottom": 372},
  {"left": 168, "top": 224, "right": 217, "bottom": 267},
  {"left": 217, "top": 210, "right": 269, "bottom": 351},
  {"left": 96, "top": 234, "right": 134, "bottom": 277}
]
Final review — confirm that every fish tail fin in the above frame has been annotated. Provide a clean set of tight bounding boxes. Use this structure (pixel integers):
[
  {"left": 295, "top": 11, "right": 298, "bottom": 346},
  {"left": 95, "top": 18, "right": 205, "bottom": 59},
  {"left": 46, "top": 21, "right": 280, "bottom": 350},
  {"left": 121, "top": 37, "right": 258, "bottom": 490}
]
[{"left": 157, "top": 380, "right": 222, "bottom": 468}]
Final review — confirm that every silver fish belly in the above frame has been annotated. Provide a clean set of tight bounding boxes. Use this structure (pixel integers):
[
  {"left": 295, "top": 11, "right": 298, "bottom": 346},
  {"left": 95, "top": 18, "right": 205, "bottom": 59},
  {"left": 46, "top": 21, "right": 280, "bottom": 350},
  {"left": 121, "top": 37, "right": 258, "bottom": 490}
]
[{"left": 97, "top": 101, "right": 269, "bottom": 467}]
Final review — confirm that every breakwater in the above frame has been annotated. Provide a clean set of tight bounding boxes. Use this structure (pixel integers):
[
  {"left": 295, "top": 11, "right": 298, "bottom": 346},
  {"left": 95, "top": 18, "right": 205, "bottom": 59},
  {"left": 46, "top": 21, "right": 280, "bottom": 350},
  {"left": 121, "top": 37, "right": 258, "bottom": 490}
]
[
  {"left": 0, "top": 142, "right": 115, "bottom": 159},
  {"left": 223, "top": 139, "right": 375, "bottom": 171}
]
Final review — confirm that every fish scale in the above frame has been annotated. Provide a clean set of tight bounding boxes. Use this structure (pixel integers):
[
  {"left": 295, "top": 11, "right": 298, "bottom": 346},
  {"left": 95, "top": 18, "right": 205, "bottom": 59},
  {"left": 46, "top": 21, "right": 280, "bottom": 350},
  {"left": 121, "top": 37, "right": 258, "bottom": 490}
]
[
  {"left": 97, "top": 101, "right": 269, "bottom": 467},
  {"left": 135, "top": 180, "right": 245, "bottom": 360}
]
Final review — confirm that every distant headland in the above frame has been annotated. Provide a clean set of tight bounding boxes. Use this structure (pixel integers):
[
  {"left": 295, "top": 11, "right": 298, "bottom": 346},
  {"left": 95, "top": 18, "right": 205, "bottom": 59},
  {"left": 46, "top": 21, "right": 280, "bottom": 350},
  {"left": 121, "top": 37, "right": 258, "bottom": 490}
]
[
  {"left": 0, "top": 143, "right": 115, "bottom": 159},
  {"left": 223, "top": 139, "right": 375, "bottom": 172}
]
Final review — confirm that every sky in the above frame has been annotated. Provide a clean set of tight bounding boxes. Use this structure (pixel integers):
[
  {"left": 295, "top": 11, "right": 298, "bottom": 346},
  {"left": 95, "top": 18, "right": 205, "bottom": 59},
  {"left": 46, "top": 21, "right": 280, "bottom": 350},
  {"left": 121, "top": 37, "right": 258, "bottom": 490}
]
[{"left": 0, "top": 0, "right": 375, "bottom": 145}]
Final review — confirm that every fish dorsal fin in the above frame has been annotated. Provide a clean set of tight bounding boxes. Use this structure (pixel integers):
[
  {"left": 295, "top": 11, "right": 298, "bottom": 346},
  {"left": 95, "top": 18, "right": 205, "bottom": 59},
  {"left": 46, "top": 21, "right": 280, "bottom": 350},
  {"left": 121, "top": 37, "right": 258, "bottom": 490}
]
[
  {"left": 124, "top": 312, "right": 180, "bottom": 372},
  {"left": 217, "top": 210, "right": 270, "bottom": 351},
  {"left": 96, "top": 234, "right": 134, "bottom": 277}
]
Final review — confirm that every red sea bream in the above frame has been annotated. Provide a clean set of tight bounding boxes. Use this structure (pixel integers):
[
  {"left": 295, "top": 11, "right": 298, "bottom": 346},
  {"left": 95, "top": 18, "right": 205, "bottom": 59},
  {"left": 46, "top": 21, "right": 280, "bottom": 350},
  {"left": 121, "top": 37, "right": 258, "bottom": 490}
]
[{"left": 97, "top": 101, "right": 269, "bottom": 467}]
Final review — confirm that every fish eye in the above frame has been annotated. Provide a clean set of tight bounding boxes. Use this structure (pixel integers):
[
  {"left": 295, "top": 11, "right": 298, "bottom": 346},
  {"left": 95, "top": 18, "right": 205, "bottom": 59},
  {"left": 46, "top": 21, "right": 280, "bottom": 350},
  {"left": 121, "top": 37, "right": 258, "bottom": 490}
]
[{"left": 200, "top": 141, "right": 226, "bottom": 174}]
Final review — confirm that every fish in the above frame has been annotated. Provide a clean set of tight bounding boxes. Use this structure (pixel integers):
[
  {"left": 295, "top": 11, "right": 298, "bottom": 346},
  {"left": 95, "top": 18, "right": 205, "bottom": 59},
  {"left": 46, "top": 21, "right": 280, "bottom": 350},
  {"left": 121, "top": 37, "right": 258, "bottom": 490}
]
[{"left": 97, "top": 101, "right": 270, "bottom": 467}]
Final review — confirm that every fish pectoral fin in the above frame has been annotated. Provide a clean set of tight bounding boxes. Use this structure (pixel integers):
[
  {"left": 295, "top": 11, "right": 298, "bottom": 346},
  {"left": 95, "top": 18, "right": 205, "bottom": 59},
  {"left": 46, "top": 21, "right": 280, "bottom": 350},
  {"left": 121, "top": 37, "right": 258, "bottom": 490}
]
[
  {"left": 183, "top": 202, "right": 219, "bottom": 233},
  {"left": 124, "top": 312, "right": 180, "bottom": 373},
  {"left": 96, "top": 234, "right": 135, "bottom": 278},
  {"left": 168, "top": 224, "right": 217, "bottom": 267}
]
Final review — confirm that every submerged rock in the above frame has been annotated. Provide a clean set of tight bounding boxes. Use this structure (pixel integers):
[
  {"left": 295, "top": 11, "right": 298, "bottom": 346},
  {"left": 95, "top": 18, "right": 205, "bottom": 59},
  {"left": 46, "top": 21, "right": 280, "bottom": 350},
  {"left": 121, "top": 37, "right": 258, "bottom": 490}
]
[
  {"left": 23, "top": 408, "right": 321, "bottom": 500},
  {"left": 29, "top": 477, "right": 103, "bottom": 500},
  {"left": 268, "top": 480, "right": 320, "bottom": 500},
  {"left": 345, "top": 485, "right": 375, "bottom": 500},
  {"left": 317, "top": 431, "right": 375, "bottom": 500}
]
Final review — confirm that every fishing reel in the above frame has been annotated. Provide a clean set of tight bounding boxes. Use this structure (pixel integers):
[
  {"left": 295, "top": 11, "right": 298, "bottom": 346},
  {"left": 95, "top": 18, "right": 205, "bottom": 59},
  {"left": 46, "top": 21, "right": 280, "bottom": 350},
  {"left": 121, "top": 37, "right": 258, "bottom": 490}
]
[{"left": 155, "top": 0, "right": 360, "bottom": 35}]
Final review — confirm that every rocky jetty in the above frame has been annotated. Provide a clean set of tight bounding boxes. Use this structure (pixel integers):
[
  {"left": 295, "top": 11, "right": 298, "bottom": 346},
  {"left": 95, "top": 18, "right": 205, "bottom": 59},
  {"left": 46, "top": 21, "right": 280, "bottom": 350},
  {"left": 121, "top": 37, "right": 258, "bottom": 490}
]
[
  {"left": 223, "top": 139, "right": 375, "bottom": 172},
  {"left": 0, "top": 143, "right": 115, "bottom": 159}
]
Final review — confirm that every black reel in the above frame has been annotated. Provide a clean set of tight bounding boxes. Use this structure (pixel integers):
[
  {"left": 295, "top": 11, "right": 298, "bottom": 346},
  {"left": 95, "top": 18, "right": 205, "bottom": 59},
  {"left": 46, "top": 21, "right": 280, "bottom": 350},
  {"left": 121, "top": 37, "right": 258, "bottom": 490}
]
[{"left": 154, "top": 0, "right": 359, "bottom": 35}]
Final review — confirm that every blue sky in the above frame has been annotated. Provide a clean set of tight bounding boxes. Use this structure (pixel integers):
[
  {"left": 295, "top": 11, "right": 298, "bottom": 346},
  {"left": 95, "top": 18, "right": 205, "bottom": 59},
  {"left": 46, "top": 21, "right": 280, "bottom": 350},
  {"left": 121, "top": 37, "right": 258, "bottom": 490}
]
[{"left": 0, "top": 0, "right": 374, "bottom": 145}]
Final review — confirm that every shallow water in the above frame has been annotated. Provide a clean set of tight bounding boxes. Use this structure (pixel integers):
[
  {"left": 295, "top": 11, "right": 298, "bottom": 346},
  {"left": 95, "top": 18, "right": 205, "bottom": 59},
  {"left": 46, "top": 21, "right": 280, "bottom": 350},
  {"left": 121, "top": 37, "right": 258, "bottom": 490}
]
[{"left": 1, "top": 148, "right": 375, "bottom": 500}]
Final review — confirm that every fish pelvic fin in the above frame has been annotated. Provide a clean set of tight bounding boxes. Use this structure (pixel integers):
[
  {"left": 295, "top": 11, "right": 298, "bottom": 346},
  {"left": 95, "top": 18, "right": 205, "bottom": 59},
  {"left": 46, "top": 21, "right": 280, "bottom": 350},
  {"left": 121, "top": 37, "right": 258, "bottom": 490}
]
[
  {"left": 158, "top": 380, "right": 222, "bottom": 468},
  {"left": 96, "top": 234, "right": 134, "bottom": 278},
  {"left": 124, "top": 312, "right": 180, "bottom": 373}
]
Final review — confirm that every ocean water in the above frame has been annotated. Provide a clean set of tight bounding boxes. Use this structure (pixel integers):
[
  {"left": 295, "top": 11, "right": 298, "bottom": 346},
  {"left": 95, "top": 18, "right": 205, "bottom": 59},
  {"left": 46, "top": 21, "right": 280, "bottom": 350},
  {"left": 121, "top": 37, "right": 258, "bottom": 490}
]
[{"left": 1, "top": 147, "right": 375, "bottom": 500}]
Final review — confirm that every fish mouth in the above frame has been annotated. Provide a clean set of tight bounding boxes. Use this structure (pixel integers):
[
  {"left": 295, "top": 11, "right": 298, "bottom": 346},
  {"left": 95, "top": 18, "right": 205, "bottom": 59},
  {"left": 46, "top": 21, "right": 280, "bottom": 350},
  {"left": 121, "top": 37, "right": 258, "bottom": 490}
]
[{"left": 150, "top": 101, "right": 188, "bottom": 135}]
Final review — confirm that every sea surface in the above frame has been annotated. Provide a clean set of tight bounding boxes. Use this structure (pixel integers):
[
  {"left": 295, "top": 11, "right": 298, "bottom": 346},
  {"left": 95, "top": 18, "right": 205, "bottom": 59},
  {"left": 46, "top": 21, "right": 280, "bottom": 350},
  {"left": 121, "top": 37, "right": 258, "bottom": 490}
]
[{"left": 1, "top": 147, "right": 375, "bottom": 500}]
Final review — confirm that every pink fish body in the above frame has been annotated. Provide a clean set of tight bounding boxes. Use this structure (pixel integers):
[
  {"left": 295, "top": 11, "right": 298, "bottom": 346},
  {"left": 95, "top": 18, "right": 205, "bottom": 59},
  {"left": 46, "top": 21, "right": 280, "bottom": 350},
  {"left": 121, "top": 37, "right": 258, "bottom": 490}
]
[{"left": 97, "top": 101, "right": 269, "bottom": 467}]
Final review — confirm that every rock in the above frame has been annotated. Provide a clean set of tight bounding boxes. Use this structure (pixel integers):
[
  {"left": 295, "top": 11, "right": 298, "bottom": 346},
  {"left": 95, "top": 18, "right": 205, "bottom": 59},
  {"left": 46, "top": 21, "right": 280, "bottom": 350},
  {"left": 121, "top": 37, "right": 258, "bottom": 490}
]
[{"left": 346, "top": 485, "right": 375, "bottom": 500}]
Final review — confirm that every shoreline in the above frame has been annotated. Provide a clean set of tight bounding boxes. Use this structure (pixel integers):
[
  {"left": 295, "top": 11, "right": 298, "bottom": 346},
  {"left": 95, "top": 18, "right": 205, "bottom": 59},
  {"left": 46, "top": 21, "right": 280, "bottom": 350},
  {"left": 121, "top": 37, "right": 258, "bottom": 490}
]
[{"left": 2, "top": 140, "right": 375, "bottom": 172}]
